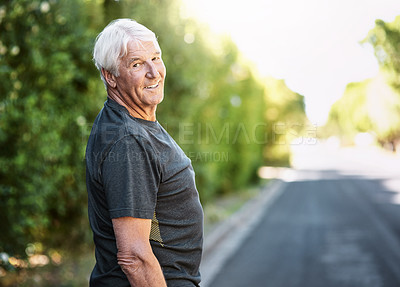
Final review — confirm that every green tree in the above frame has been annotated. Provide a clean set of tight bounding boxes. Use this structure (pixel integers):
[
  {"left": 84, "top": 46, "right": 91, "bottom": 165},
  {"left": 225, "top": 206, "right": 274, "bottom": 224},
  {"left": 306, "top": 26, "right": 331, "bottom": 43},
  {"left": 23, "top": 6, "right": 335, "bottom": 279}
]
[
  {"left": 324, "top": 80, "right": 373, "bottom": 144},
  {"left": 0, "top": 0, "right": 102, "bottom": 262},
  {"left": 362, "top": 15, "right": 400, "bottom": 150},
  {"left": 364, "top": 16, "right": 400, "bottom": 91},
  {"left": 263, "top": 78, "right": 308, "bottom": 166},
  {"left": 324, "top": 16, "right": 400, "bottom": 149},
  {"left": 324, "top": 75, "right": 400, "bottom": 149}
]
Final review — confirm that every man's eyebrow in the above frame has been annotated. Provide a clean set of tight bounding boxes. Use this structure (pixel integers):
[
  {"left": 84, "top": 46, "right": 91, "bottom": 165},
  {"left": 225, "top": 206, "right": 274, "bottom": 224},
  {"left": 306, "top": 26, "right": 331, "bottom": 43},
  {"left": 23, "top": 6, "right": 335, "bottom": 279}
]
[
  {"left": 128, "top": 57, "right": 141, "bottom": 65},
  {"left": 127, "top": 51, "right": 161, "bottom": 64}
]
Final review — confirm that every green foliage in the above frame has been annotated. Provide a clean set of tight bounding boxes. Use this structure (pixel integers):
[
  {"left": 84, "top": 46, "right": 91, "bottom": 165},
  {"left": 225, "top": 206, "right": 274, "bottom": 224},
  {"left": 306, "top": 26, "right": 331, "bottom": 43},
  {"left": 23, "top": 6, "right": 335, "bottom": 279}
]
[
  {"left": 364, "top": 16, "right": 400, "bottom": 91},
  {"left": 324, "top": 16, "right": 400, "bottom": 148},
  {"left": 0, "top": 0, "right": 101, "bottom": 262},
  {"left": 324, "top": 74, "right": 400, "bottom": 147},
  {"left": 324, "top": 80, "right": 373, "bottom": 144},
  {"left": 363, "top": 16, "right": 400, "bottom": 148},
  {"left": 263, "top": 78, "right": 308, "bottom": 166}
]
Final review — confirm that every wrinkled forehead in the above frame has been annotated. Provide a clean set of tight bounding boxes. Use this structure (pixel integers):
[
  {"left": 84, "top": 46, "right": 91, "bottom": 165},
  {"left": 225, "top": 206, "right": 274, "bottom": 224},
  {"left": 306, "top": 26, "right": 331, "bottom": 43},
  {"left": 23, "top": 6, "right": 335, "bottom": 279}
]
[
  {"left": 121, "top": 37, "right": 161, "bottom": 59},
  {"left": 132, "top": 38, "right": 161, "bottom": 52}
]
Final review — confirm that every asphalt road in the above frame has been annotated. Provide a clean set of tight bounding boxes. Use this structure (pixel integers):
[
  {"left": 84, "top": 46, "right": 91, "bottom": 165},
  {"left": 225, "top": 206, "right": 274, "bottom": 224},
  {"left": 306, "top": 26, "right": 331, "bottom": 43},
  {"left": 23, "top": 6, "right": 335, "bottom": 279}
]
[{"left": 207, "top": 145, "right": 400, "bottom": 287}]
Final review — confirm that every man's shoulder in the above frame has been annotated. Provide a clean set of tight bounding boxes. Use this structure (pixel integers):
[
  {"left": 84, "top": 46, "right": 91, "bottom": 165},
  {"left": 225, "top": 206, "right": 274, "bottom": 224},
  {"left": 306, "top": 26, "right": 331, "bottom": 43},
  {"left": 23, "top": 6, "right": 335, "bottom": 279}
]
[
  {"left": 88, "top": 99, "right": 169, "bottom": 158},
  {"left": 94, "top": 100, "right": 146, "bottom": 138},
  {"left": 86, "top": 104, "right": 153, "bottom": 170}
]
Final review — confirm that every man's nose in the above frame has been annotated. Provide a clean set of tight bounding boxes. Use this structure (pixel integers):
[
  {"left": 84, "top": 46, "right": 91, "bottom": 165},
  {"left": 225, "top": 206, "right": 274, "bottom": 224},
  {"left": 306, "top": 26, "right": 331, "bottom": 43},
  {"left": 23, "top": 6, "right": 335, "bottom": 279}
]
[{"left": 146, "top": 61, "right": 159, "bottom": 78}]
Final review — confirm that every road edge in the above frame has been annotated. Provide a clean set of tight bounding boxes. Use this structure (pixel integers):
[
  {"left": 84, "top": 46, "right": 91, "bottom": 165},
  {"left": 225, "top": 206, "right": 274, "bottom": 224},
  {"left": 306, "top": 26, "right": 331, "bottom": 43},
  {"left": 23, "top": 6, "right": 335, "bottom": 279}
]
[{"left": 200, "top": 179, "right": 287, "bottom": 287}]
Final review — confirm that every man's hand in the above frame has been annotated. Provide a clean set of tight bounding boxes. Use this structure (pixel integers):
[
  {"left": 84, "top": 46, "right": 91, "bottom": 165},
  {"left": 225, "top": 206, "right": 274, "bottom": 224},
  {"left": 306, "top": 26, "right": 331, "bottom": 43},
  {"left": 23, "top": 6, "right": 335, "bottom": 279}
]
[{"left": 112, "top": 217, "right": 167, "bottom": 287}]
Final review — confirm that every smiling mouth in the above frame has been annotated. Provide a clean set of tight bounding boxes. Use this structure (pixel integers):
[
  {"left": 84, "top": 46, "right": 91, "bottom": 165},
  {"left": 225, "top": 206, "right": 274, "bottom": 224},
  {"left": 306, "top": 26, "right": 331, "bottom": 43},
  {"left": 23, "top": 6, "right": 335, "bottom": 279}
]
[{"left": 145, "top": 81, "right": 160, "bottom": 89}]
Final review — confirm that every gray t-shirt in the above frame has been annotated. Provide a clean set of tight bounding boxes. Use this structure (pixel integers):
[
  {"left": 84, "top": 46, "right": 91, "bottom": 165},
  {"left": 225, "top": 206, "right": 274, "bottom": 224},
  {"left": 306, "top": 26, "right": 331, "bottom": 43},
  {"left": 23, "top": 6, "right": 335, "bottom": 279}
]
[{"left": 86, "top": 98, "right": 203, "bottom": 286}]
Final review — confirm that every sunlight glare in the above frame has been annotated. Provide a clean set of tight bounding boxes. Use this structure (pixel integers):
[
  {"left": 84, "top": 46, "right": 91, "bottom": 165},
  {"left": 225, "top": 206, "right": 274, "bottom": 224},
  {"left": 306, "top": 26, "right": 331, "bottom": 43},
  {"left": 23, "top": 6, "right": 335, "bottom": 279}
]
[{"left": 182, "top": 0, "right": 400, "bottom": 124}]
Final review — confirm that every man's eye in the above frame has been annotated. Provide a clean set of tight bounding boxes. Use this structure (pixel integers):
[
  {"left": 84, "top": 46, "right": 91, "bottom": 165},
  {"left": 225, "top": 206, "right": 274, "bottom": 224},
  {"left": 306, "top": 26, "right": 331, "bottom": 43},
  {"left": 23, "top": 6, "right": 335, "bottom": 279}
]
[
  {"left": 132, "top": 63, "right": 140, "bottom": 68},
  {"left": 152, "top": 57, "right": 160, "bottom": 61}
]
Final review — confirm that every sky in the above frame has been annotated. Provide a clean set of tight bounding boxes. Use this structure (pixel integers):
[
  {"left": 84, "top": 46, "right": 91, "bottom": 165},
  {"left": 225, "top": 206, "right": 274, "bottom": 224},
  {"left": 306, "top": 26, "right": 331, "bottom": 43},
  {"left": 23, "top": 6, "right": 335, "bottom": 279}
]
[{"left": 182, "top": 0, "right": 400, "bottom": 125}]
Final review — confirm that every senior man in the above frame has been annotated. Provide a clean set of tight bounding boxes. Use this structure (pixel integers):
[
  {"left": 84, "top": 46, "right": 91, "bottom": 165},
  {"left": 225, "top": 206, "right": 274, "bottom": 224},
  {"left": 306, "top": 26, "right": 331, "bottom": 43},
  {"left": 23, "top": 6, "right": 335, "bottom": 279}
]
[{"left": 86, "top": 19, "right": 203, "bottom": 286}]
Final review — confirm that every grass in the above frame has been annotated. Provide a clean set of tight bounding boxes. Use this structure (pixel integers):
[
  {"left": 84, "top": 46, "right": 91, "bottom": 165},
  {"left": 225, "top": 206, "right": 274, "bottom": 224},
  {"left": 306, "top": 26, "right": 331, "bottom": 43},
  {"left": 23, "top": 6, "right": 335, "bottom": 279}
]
[
  {"left": 0, "top": 251, "right": 95, "bottom": 287},
  {"left": 203, "top": 180, "right": 269, "bottom": 235}
]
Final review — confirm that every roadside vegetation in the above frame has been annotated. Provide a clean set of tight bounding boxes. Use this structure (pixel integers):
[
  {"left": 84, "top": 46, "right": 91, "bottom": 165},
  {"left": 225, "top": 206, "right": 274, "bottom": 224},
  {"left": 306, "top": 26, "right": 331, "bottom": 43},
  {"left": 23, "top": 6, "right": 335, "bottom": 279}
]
[{"left": 322, "top": 16, "right": 400, "bottom": 152}]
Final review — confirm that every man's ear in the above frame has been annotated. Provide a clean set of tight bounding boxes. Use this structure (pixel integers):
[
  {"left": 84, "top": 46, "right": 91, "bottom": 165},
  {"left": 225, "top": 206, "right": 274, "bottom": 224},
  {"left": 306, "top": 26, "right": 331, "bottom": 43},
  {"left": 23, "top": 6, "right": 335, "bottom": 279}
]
[{"left": 102, "top": 68, "right": 117, "bottom": 88}]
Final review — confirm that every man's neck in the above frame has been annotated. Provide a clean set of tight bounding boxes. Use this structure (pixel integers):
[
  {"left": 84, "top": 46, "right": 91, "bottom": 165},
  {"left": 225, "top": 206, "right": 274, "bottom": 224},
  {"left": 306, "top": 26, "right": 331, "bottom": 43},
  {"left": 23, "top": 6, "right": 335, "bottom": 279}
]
[{"left": 107, "top": 92, "right": 157, "bottom": 122}]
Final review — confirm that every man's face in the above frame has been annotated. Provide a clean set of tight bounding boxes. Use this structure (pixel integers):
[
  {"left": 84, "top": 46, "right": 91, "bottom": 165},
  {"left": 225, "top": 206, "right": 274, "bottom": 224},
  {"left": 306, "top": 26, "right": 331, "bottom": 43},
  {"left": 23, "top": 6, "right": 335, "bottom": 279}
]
[{"left": 115, "top": 39, "right": 166, "bottom": 110}]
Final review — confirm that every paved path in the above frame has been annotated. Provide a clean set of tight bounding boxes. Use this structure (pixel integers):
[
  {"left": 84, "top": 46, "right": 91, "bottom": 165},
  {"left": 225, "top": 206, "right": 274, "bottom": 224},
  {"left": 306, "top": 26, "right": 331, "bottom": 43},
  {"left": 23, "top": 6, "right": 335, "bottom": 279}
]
[{"left": 202, "top": 145, "right": 400, "bottom": 287}]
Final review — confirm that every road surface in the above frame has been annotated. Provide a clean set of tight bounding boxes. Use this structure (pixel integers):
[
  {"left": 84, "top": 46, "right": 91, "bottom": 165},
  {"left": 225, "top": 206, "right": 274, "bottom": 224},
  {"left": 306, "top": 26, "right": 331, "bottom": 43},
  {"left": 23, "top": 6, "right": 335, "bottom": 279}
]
[{"left": 206, "top": 144, "right": 400, "bottom": 287}]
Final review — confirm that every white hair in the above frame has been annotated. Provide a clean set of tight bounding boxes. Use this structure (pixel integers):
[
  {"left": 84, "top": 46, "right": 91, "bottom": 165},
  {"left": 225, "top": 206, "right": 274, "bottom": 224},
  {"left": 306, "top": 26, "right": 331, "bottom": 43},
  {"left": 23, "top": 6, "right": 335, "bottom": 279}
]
[{"left": 93, "top": 18, "right": 159, "bottom": 88}]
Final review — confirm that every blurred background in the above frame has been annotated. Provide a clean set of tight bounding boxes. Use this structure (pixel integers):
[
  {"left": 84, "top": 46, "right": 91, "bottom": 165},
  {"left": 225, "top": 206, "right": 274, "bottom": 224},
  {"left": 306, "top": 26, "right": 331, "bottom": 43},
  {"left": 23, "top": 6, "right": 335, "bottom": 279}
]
[{"left": 0, "top": 0, "right": 399, "bottom": 286}]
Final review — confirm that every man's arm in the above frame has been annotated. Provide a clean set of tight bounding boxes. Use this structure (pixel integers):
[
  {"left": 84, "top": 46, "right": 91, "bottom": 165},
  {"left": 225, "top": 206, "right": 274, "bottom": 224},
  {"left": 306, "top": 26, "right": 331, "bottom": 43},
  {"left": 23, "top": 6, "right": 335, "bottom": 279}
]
[{"left": 112, "top": 217, "right": 167, "bottom": 287}]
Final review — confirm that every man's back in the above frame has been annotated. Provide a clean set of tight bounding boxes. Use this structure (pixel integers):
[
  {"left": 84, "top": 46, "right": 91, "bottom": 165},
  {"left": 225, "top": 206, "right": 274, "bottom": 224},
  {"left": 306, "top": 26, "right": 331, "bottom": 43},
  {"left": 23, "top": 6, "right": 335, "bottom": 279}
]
[{"left": 86, "top": 99, "right": 203, "bottom": 286}]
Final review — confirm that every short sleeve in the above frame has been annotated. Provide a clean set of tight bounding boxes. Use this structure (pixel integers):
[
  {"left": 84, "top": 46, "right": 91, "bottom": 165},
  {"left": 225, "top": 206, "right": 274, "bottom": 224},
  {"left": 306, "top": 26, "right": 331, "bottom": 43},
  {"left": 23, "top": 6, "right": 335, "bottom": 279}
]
[{"left": 101, "top": 135, "right": 160, "bottom": 219}]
